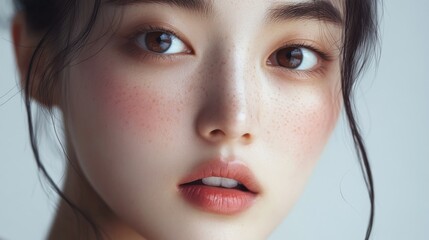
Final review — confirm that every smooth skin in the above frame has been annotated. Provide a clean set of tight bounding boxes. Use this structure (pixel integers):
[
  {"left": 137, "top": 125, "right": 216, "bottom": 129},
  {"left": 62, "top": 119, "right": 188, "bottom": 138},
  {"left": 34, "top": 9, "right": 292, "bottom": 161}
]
[{"left": 13, "top": 0, "right": 343, "bottom": 239}]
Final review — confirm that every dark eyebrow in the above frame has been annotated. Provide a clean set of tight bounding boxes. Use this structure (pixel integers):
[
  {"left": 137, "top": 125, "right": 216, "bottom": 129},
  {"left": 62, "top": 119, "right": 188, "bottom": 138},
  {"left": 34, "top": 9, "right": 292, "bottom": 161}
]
[
  {"left": 268, "top": 1, "right": 342, "bottom": 25},
  {"left": 106, "top": 0, "right": 213, "bottom": 15}
]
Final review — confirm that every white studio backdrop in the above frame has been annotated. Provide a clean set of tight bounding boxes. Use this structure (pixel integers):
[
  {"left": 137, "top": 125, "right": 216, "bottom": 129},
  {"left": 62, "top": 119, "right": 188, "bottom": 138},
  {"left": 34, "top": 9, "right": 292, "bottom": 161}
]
[{"left": 1, "top": 0, "right": 428, "bottom": 239}]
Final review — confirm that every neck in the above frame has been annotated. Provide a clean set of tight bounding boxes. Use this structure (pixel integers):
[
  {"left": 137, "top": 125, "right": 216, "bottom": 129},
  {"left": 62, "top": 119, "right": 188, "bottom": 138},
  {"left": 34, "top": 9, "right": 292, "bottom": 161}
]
[{"left": 47, "top": 163, "right": 146, "bottom": 240}]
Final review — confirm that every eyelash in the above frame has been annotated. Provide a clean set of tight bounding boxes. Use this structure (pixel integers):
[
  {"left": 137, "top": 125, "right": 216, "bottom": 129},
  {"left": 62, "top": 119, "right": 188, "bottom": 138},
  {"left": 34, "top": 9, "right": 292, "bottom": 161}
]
[
  {"left": 125, "top": 25, "right": 334, "bottom": 78},
  {"left": 288, "top": 43, "right": 332, "bottom": 61}
]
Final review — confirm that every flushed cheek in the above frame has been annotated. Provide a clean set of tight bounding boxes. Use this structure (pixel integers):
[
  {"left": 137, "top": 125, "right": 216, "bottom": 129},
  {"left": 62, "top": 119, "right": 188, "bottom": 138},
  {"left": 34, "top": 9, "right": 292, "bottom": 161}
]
[
  {"left": 268, "top": 87, "right": 339, "bottom": 164},
  {"left": 66, "top": 57, "right": 193, "bottom": 232},
  {"left": 294, "top": 94, "right": 337, "bottom": 157},
  {"left": 67, "top": 55, "right": 191, "bottom": 174},
  {"left": 258, "top": 87, "right": 339, "bottom": 219},
  {"left": 72, "top": 58, "right": 188, "bottom": 145},
  {"left": 97, "top": 79, "right": 178, "bottom": 139}
]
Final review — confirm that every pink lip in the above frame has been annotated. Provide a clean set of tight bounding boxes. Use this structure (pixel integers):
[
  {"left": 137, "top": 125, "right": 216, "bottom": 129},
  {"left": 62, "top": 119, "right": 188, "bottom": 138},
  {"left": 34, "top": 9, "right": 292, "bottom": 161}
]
[{"left": 178, "top": 159, "right": 261, "bottom": 215}]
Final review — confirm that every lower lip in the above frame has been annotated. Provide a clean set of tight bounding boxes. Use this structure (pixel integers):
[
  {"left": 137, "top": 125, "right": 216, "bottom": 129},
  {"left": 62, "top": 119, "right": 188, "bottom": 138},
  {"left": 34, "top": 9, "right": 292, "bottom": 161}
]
[{"left": 179, "top": 185, "right": 257, "bottom": 215}]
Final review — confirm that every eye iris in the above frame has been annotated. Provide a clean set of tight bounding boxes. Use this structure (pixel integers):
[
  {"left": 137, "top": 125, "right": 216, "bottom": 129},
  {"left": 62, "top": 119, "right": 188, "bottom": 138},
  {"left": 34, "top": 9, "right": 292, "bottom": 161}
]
[
  {"left": 145, "top": 32, "right": 172, "bottom": 53},
  {"left": 277, "top": 47, "right": 303, "bottom": 69}
]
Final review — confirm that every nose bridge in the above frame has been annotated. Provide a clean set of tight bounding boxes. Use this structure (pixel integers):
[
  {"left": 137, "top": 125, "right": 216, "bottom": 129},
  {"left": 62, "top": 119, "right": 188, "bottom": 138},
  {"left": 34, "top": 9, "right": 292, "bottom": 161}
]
[
  {"left": 196, "top": 41, "right": 259, "bottom": 143},
  {"left": 216, "top": 46, "right": 248, "bottom": 119}
]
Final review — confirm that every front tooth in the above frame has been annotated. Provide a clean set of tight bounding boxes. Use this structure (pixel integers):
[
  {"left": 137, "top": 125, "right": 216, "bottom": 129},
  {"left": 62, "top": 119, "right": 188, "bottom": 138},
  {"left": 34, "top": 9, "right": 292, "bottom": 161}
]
[
  {"left": 221, "top": 178, "right": 239, "bottom": 188},
  {"left": 202, "top": 177, "right": 239, "bottom": 188},
  {"left": 202, "top": 177, "right": 222, "bottom": 186}
]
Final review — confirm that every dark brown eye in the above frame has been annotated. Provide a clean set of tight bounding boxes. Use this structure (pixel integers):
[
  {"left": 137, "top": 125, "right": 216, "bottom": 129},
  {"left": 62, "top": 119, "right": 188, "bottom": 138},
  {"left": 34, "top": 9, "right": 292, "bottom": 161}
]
[
  {"left": 144, "top": 32, "right": 172, "bottom": 53},
  {"left": 269, "top": 47, "right": 318, "bottom": 70},
  {"left": 277, "top": 47, "right": 303, "bottom": 68},
  {"left": 136, "top": 31, "right": 188, "bottom": 54}
]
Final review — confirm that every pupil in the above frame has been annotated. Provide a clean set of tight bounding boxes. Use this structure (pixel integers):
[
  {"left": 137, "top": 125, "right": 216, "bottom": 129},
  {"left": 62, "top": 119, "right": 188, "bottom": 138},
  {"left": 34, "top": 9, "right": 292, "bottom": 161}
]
[
  {"left": 277, "top": 48, "right": 303, "bottom": 69},
  {"left": 145, "top": 32, "right": 172, "bottom": 53}
]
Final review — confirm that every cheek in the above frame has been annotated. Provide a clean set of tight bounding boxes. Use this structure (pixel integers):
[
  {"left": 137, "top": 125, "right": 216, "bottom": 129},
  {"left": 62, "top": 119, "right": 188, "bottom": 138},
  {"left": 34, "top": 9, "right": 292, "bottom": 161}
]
[
  {"left": 69, "top": 57, "right": 187, "bottom": 145},
  {"left": 98, "top": 78, "right": 176, "bottom": 138},
  {"left": 289, "top": 90, "right": 338, "bottom": 155},
  {"left": 65, "top": 57, "right": 189, "bottom": 220},
  {"left": 267, "top": 85, "right": 340, "bottom": 163},
  {"left": 259, "top": 84, "right": 340, "bottom": 218},
  {"left": 66, "top": 53, "right": 193, "bottom": 169}
]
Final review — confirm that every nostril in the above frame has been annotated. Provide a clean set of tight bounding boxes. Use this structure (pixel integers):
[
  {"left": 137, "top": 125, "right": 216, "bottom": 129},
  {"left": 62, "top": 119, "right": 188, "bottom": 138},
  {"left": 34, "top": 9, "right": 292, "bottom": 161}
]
[
  {"left": 208, "top": 129, "right": 252, "bottom": 142},
  {"left": 242, "top": 133, "right": 251, "bottom": 140},
  {"left": 209, "top": 129, "right": 225, "bottom": 137}
]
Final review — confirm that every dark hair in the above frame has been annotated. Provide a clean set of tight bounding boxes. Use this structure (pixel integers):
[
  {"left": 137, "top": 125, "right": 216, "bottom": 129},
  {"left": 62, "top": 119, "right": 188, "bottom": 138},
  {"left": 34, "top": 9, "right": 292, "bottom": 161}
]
[{"left": 14, "top": 0, "right": 379, "bottom": 239}]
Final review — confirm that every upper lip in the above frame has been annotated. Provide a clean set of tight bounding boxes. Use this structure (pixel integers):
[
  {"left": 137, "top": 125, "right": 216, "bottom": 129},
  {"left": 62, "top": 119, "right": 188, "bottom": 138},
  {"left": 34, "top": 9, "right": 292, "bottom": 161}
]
[{"left": 178, "top": 158, "right": 261, "bottom": 194}]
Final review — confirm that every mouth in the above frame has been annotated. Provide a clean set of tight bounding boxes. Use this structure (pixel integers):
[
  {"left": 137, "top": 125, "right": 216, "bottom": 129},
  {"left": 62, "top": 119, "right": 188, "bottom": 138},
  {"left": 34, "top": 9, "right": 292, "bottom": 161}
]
[
  {"left": 181, "top": 177, "right": 250, "bottom": 192},
  {"left": 178, "top": 159, "right": 261, "bottom": 215}
]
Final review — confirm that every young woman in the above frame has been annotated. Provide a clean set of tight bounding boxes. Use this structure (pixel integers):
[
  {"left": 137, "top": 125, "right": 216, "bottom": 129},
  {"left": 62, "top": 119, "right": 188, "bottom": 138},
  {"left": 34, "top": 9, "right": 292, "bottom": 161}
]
[{"left": 11, "top": 0, "right": 379, "bottom": 239}]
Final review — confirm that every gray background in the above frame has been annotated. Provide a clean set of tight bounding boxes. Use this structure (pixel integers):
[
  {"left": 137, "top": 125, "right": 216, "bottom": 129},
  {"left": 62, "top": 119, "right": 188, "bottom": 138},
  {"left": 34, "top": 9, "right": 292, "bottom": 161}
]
[{"left": 1, "top": 0, "right": 428, "bottom": 239}]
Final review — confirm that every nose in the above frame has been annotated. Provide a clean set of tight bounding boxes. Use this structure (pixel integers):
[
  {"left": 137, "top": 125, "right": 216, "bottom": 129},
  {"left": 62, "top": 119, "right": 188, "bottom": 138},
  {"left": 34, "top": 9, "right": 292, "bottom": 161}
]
[{"left": 195, "top": 48, "right": 259, "bottom": 145}]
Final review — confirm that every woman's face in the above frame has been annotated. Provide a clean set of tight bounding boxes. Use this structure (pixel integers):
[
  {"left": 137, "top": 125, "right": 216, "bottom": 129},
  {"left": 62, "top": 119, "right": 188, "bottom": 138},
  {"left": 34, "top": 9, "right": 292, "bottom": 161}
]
[{"left": 65, "top": 0, "right": 343, "bottom": 239}]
